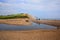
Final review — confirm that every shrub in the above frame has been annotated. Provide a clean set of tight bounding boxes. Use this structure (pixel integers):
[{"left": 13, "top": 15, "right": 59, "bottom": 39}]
[{"left": 0, "top": 13, "right": 29, "bottom": 19}]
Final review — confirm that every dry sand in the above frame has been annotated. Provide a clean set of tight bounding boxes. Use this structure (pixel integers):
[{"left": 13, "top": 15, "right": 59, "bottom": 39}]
[
  {"left": 0, "top": 18, "right": 32, "bottom": 25},
  {"left": 0, "top": 29, "right": 60, "bottom": 40}
]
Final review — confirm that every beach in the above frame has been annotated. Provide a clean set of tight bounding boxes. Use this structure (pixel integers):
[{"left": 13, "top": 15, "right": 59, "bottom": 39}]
[{"left": 0, "top": 29, "right": 60, "bottom": 40}]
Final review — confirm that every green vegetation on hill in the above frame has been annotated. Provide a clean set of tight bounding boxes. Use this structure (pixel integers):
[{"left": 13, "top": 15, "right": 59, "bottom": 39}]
[{"left": 0, "top": 13, "right": 29, "bottom": 19}]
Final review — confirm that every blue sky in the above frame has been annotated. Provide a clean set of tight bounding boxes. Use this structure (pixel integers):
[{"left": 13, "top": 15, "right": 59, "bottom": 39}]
[{"left": 0, "top": 0, "right": 60, "bottom": 19}]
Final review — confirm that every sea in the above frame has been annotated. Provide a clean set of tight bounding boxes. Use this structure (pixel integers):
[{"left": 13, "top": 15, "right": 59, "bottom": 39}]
[{"left": 0, "top": 23, "right": 57, "bottom": 30}]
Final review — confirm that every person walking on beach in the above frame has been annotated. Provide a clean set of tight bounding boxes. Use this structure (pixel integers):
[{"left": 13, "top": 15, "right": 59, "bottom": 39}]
[{"left": 38, "top": 18, "right": 40, "bottom": 25}]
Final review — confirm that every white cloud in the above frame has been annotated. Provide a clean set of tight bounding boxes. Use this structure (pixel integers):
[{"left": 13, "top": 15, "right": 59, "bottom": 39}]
[
  {"left": 0, "top": 9, "right": 18, "bottom": 15},
  {"left": 0, "top": 0, "right": 60, "bottom": 15},
  {"left": 15, "top": 3, "right": 44, "bottom": 10},
  {"left": 0, "top": 2, "right": 11, "bottom": 6},
  {"left": 4, "top": 0, "right": 17, "bottom": 3},
  {"left": 4, "top": 0, "right": 41, "bottom": 4},
  {"left": 46, "top": 0, "right": 60, "bottom": 11},
  {"left": 25, "top": 0, "right": 41, "bottom": 3},
  {"left": 0, "top": 2, "right": 44, "bottom": 10}
]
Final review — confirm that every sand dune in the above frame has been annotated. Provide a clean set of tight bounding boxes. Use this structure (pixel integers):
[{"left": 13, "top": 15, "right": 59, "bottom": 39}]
[{"left": 0, "top": 18, "right": 31, "bottom": 25}]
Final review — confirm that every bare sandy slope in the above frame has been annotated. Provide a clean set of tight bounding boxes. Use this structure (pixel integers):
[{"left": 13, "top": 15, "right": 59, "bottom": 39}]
[
  {"left": 0, "top": 29, "right": 60, "bottom": 40},
  {"left": 0, "top": 18, "right": 31, "bottom": 25}
]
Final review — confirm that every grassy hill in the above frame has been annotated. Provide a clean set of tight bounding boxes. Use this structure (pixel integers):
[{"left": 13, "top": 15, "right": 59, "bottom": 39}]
[{"left": 0, "top": 13, "right": 29, "bottom": 19}]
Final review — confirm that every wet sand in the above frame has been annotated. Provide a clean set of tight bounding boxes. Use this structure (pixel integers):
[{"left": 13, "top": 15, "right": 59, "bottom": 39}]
[
  {"left": 40, "top": 20, "right": 60, "bottom": 27},
  {"left": 31, "top": 20, "right": 60, "bottom": 28}
]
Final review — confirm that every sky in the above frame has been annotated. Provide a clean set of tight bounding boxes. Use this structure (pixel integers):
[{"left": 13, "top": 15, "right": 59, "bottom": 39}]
[{"left": 0, "top": 0, "right": 60, "bottom": 19}]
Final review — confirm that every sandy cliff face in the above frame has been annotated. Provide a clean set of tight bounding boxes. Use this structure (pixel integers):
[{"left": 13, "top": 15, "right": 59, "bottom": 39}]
[{"left": 0, "top": 18, "right": 32, "bottom": 25}]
